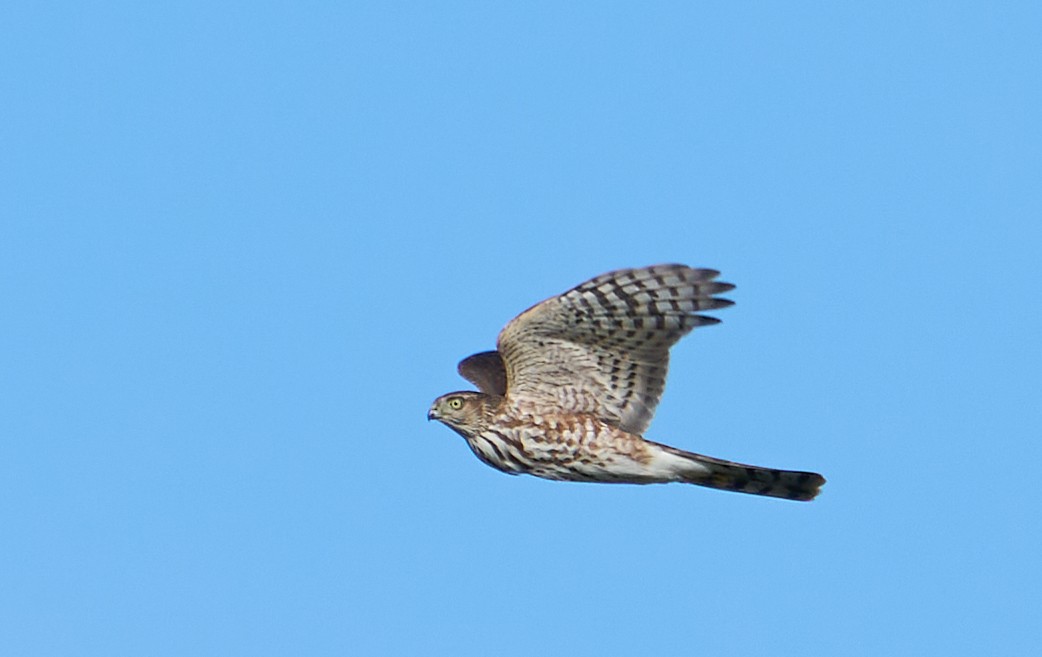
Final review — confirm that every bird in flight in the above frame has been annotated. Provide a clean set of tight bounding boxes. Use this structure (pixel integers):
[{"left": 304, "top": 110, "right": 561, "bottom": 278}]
[{"left": 428, "top": 264, "right": 825, "bottom": 501}]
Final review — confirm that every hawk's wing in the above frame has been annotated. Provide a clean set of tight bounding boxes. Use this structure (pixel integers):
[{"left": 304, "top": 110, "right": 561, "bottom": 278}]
[
  {"left": 458, "top": 350, "right": 508, "bottom": 396},
  {"left": 496, "top": 265, "right": 733, "bottom": 434}
]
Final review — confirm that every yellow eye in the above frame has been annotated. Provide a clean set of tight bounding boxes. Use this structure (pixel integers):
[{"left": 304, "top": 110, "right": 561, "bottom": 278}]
[{"left": 448, "top": 397, "right": 463, "bottom": 410}]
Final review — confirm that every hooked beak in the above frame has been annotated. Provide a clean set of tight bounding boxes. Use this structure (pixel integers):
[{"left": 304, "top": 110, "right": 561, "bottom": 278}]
[{"left": 427, "top": 406, "right": 439, "bottom": 421}]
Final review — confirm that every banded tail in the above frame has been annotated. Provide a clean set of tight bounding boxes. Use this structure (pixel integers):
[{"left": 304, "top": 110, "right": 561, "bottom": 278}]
[{"left": 655, "top": 442, "right": 826, "bottom": 501}]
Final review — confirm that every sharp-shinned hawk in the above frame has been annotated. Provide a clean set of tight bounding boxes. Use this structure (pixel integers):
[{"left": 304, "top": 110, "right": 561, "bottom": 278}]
[{"left": 428, "top": 264, "right": 825, "bottom": 501}]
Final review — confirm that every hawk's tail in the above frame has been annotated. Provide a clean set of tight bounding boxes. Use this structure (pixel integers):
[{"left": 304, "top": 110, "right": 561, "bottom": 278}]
[{"left": 655, "top": 443, "right": 826, "bottom": 501}]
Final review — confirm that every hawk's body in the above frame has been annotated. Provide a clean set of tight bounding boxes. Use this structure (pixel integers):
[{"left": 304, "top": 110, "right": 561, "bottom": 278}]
[{"left": 428, "top": 265, "right": 825, "bottom": 501}]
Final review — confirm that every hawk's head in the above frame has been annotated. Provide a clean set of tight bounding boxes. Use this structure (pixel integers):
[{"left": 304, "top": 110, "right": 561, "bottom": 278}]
[{"left": 428, "top": 391, "right": 489, "bottom": 435}]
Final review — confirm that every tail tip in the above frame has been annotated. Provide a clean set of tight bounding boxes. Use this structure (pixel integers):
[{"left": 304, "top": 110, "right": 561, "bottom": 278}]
[{"left": 794, "top": 472, "right": 827, "bottom": 501}]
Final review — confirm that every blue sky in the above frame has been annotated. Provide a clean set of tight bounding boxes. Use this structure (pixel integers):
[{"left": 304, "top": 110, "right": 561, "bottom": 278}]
[{"left": 2, "top": 2, "right": 1040, "bottom": 655}]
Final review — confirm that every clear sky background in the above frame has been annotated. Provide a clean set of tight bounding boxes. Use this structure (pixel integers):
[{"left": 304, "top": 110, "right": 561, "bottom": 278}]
[{"left": 2, "top": 2, "right": 1040, "bottom": 655}]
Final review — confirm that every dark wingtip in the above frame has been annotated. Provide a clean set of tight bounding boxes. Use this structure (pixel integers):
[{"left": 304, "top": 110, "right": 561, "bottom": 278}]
[
  {"left": 703, "top": 297, "right": 735, "bottom": 310},
  {"left": 457, "top": 350, "right": 508, "bottom": 395},
  {"left": 691, "top": 315, "right": 723, "bottom": 327}
]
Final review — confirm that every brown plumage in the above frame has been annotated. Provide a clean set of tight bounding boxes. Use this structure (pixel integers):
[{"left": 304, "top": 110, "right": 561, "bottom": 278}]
[{"left": 428, "top": 264, "right": 825, "bottom": 501}]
